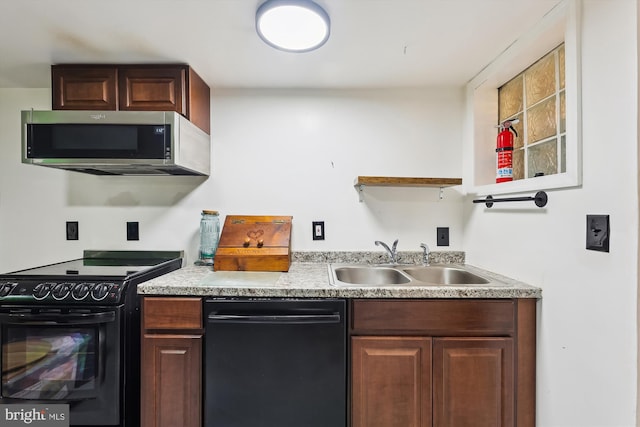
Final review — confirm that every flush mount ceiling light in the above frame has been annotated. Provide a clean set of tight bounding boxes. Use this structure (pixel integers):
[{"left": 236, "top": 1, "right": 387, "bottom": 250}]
[{"left": 256, "top": 0, "right": 330, "bottom": 52}]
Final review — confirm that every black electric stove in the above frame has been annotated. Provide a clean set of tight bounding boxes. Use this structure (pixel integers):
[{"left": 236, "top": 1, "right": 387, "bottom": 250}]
[
  {"left": 0, "top": 250, "right": 183, "bottom": 427},
  {"left": 0, "top": 250, "right": 182, "bottom": 305}
]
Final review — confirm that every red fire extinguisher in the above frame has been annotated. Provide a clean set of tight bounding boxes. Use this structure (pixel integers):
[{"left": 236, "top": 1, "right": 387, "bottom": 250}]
[{"left": 496, "top": 119, "right": 518, "bottom": 183}]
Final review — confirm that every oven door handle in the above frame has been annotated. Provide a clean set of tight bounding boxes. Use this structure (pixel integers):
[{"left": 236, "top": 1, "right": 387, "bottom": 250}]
[{"left": 0, "top": 311, "right": 116, "bottom": 325}]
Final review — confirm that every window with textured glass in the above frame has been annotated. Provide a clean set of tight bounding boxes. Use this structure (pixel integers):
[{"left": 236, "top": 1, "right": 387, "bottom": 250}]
[{"left": 498, "top": 44, "right": 565, "bottom": 180}]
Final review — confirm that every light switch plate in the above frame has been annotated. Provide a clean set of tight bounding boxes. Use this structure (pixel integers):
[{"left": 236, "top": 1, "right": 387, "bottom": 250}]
[
  {"left": 586, "top": 215, "right": 609, "bottom": 252},
  {"left": 66, "top": 221, "right": 79, "bottom": 240},
  {"left": 127, "top": 222, "right": 139, "bottom": 241},
  {"left": 437, "top": 227, "right": 449, "bottom": 246},
  {"left": 312, "top": 221, "right": 325, "bottom": 240}
]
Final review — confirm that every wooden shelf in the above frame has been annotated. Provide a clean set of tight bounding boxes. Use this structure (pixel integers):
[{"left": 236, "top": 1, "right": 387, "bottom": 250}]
[
  {"left": 355, "top": 176, "right": 462, "bottom": 187},
  {"left": 354, "top": 176, "right": 462, "bottom": 202}
]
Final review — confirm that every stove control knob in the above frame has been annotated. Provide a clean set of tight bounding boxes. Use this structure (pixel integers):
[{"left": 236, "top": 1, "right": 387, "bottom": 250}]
[
  {"left": 91, "top": 283, "right": 111, "bottom": 301},
  {"left": 51, "top": 283, "right": 71, "bottom": 300},
  {"left": 0, "top": 283, "right": 14, "bottom": 297},
  {"left": 33, "top": 283, "right": 52, "bottom": 300},
  {"left": 71, "top": 283, "right": 91, "bottom": 300}
]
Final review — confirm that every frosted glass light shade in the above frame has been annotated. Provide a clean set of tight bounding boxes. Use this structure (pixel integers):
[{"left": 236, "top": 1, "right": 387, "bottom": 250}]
[{"left": 256, "top": 0, "right": 330, "bottom": 52}]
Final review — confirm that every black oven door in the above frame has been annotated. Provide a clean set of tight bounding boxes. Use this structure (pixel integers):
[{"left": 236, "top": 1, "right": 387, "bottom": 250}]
[{"left": 0, "top": 306, "right": 121, "bottom": 426}]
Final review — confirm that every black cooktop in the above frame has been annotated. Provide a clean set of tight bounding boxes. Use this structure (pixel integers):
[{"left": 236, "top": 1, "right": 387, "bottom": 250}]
[
  {"left": 4, "top": 250, "right": 182, "bottom": 278},
  {"left": 0, "top": 250, "right": 183, "bottom": 305}
]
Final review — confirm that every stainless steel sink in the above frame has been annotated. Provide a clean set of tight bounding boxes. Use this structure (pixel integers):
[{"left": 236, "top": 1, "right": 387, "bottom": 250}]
[
  {"left": 328, "top": 264, "right": 496, "bottom": 287},
  {"left": 399, "top": 266, "right": 490, "bottom": 285},
  {"left": 333, "top": 266, "right": 411, "bottom": 285}
]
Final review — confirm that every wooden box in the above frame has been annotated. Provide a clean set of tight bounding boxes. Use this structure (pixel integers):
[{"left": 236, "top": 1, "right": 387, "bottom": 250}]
[{"left": 214, "top": 215, "right": 292, "bottom": 272}]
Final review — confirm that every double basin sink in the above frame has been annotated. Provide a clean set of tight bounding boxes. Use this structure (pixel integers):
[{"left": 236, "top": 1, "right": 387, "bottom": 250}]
[{"left": 328, "top": 264, "right": 500, "bottom": 287}]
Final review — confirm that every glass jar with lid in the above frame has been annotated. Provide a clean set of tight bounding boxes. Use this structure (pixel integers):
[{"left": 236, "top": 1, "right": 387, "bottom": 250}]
[{"left": 196, "top": 210, "right": 220, "bottom": 266}]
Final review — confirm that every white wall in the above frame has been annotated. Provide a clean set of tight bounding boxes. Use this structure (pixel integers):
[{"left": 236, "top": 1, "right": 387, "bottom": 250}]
[
  {"left": 462, "top": 1, "right": 638, "bottom": 426},
  {"left": 0, "top": 87, "right": 465, "bottom": 271},
  {"left": 1, "top": 2, "right": 636, "bottom": 425}
]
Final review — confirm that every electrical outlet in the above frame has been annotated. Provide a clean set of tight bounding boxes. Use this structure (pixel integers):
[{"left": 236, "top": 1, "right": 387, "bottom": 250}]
[
  {"left": 66, "top": 221, "right": 79, "bottom": 240},
  {"left": 586, "top": 215, "right": 609, "bottom": 252},
  {"left": 437, "top": 227, "right": 449, "bottom": 246},
  {"left": 127, "top": 222, "right": 139, "bottom": 241},
  {"left": 312, "top": 221, "right": 325, "bottom": 240}
]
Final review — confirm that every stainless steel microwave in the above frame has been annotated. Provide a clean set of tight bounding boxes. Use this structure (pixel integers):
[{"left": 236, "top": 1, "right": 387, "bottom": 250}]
[{"left": 21, "top": 110, "right": 210, "bottom": 176}]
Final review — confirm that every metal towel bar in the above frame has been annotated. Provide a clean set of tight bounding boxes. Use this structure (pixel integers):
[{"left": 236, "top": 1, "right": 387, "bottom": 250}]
[{"left": 473, "top": 191, "right": 548, "bottom": 208}]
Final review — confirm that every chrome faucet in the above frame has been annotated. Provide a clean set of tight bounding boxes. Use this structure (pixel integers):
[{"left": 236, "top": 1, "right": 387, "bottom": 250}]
[
  {"left": 420, "top": 243, "right": 430, "bottom": 266},
  {"left": 375, "top": 239, "right": 399, "bottom": 264}
]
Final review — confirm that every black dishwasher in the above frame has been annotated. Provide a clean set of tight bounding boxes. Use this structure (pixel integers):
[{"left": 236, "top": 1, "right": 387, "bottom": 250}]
[{"left": 204, "top": 298, "right": 347, "bottom": 427}]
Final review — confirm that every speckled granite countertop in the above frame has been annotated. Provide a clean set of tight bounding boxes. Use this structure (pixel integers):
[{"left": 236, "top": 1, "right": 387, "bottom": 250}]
[{"left": 138, "top": 251, "right": 541, "bottom": 299}]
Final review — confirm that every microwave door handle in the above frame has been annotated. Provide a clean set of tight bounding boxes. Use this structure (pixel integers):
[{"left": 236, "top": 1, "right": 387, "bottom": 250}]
[
  {"left": 0, "top": 311, "right": 116, "bottom": 325},
  {"left": 207, "top": 313, "right": 341, "bottom": 325}
]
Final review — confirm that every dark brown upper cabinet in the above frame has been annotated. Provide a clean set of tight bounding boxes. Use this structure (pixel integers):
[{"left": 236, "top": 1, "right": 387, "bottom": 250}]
[{"left": 51, "top": 64, "right": 211, "bottom": 134}]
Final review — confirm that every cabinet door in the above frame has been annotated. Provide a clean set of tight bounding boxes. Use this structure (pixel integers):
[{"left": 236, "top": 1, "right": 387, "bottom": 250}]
[
  {"left": 352, "top": 336, "right": 432, "bottom": 427},
  {"left": 118, "top": 66, "right": 186, "bottom": 113},
  {"left": 51, "top": 66, "right": 118, "bottom": 110},
  {"left": 141, "top": 334, "right": 202, "bottom": 427},
  {"left": 433, "top": 338, "right": 514, "bottom": 427}
]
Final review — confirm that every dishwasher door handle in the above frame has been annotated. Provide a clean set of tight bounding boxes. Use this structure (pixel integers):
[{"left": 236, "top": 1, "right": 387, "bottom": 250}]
[{"left": 207, "top": 313, "right": 341, "bottom": 325}]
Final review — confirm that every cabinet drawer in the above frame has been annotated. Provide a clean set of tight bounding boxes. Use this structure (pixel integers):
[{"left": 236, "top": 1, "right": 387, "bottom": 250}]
[
  {"left": 143, "top": 297, "right": 202, "bottom": 330},
  {"left": 351, "top": 299, "right": 515, "bottom": 336}
]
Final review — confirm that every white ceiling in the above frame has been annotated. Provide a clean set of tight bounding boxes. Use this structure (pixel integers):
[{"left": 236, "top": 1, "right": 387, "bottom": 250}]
[{"left": 0, "top": 0, "right": 563, "bottom": 89}]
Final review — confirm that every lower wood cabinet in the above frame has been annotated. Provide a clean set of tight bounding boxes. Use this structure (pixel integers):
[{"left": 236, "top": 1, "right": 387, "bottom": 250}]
[
  {"left": 141, "top": 297, "right": 203, "bottom": 427},
  {"left": 352, "top": 337, "right": 432, "bottom": 427},
  {"left": 141, "top": 335, "right": 202, "bottom": 427},
  {"left": 350, "top": 299, "right": 535, "bottom": 427},
  {"left": 138, "top": 297, "right": 535, "bottom": 427},
  {"left": 433, "top": 337, "right": 514, "bottom": 427}
]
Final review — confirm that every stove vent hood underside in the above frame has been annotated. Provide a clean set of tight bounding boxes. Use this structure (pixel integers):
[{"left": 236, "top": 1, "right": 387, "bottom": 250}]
[{"left": 33, "top": 162, "right": 208, "bottom": 176}]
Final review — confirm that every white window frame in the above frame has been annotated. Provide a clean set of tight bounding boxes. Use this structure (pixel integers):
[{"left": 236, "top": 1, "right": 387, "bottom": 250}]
[{"left": 463, "top": 0, "right": 582, "bottom": 196}]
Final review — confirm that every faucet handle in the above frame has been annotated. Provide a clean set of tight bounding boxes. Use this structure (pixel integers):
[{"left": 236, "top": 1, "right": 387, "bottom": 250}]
[{"left": 391, "top": 239, "right": 399, "bottom": 252}]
